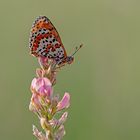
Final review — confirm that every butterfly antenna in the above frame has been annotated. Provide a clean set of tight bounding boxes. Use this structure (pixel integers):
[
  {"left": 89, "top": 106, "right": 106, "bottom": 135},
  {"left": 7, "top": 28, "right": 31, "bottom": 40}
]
[{"left": 71, "top": 44, "right": 83, "bottom": 57}]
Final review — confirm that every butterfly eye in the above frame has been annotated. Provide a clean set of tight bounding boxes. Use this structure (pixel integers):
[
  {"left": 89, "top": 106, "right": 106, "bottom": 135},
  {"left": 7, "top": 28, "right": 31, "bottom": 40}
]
[{"left": 66, "top": 56, "right": 74, "bottom": 64}]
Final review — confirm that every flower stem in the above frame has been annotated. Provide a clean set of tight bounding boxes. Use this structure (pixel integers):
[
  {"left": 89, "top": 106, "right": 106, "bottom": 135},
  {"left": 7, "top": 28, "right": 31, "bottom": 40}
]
[{"left": 47, "top": 130, "right": 54, "bottom": 140}]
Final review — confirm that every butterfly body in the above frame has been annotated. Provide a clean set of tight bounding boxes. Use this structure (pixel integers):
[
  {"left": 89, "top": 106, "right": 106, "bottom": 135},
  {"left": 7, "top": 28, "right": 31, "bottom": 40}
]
[{"left": 29, "top": 16, "right": 69, "bottom": 65}]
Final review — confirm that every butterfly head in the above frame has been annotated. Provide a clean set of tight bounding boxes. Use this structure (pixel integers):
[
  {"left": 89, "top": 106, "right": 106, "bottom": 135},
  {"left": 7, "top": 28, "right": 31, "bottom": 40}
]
[
  {"left": 66, "top": 44, "right": 83, "bottom": 64},
  {"left": 66, "top": 56, "right": 74, "bottom": 64}
]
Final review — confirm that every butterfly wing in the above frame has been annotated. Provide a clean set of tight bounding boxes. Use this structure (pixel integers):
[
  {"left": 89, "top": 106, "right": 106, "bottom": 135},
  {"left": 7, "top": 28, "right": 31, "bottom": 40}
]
[{"left": 29, "top": 16, "right": 67, "bottom": 65}]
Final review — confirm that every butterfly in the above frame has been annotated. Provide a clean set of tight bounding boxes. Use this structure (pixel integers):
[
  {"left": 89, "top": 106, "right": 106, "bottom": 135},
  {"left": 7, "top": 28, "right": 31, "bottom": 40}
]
[{"left": 29, "top": 16, "right": 82, "bottom": 67}]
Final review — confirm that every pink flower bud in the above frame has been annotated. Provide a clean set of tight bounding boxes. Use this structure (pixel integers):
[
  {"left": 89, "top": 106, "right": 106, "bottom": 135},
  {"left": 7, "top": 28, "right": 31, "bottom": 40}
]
[
  {"left": 54, "top": 125, "right": 65, "bottom": 140},
  {"left": 31, "top": 77, "right": 53, "bottom": 98},
  {"left": 58, "top": 112, "right": 68, "bottom": 125},
  {"left": 30, "top": 93, "right": 41, "bottom": 109},
  {"left": 33, "top": 125, "right": 47, "bottom": 140},
  {"left": 36, "top": 68, "right": 45, "bottom": 77},
  {"left": 57, "top": 93, "right": 70, "bottom": 111},
  {"left": 49, "top": 119, "right": 59, "bottom": 128}
]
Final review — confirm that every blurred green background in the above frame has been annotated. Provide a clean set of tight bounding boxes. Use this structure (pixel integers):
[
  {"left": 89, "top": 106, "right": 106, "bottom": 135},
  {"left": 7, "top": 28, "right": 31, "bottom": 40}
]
[{"left": 0, "top": 0, "right": 140, "bottom": 140}]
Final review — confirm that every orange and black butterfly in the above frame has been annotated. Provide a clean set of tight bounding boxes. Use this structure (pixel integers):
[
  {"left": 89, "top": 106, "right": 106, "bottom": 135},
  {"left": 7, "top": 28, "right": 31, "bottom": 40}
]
[{"left": 29, "top": 16, "right": 82, "bottom": 66}]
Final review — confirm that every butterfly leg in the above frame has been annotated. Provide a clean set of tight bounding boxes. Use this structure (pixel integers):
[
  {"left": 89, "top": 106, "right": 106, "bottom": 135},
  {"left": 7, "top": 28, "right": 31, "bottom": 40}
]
[{"left": 55, "top": 63, "right": 67, "bottom": 70}]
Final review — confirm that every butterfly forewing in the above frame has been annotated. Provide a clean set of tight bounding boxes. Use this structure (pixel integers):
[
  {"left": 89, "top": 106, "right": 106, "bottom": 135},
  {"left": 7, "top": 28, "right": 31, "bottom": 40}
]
[{"left": 29, "top": 16, "right": 67, "bottom": 65}]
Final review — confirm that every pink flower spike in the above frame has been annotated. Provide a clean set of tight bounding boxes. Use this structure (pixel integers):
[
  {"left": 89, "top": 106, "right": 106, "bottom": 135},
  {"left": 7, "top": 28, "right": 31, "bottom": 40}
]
[{"left": 57, "top": 93, "right": 70, "bottom": 111}]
